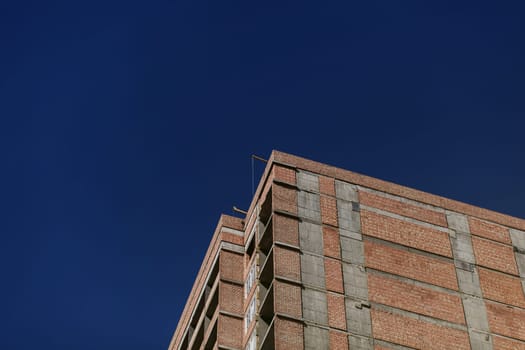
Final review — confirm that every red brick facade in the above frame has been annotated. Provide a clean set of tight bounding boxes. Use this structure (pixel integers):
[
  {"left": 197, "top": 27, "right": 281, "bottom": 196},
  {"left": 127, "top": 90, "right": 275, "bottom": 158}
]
[
  {"left": 367, "top": 273, "right": 466, "bottom": 325},
  {"left": 169, "top": 151, "right": 525, "bottom": 350},
  {"left": 361, "top": 209, "right": 452, "bottom": 257},
  {"left": 365, "top": 240, "right": 459, "bottom": 290},
  {"left": 371, "top": 309, "right": 471, "bottom": 350}
]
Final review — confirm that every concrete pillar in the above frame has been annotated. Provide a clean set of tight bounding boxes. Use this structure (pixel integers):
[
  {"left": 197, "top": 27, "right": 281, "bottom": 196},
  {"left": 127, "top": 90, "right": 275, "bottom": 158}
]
[
  {"left": 303, "top": 324, "right": 329, "bottom": 350},
  {"left": 336, "top": 181, "right": 372, "bottom": 349},
  {"left": 302, "top": 288, "right": 328, "bottom": 325},
  {"left": 447, "top": 211, "right": 493, "bottom": 350}
]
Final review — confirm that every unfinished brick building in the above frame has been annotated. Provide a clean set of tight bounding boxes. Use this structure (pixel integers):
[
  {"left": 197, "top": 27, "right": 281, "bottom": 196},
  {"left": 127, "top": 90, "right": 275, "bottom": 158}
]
[{"left": 168, "top": 150, "right": 525, "bottom": 350}]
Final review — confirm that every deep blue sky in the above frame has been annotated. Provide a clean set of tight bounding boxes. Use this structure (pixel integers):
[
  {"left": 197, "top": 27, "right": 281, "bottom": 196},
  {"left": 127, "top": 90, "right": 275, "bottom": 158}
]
[{"left": 1, "top": 1, "right": 525, "bottom": 349}]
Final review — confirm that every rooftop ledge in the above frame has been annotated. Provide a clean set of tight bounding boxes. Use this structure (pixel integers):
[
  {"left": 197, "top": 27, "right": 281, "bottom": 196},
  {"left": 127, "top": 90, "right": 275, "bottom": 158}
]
[{"left": 241, "top": 150, "right": 525, "bottom": 232}]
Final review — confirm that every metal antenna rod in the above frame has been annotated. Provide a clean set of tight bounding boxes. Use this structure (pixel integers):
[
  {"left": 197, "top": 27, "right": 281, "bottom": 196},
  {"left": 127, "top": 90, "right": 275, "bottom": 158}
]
[
  {"left": 252, "top": 155, "right": 268, "bottom": 163},
  {"left": 251, "top": 154, "right": 267, "bottom": 195},
  {"left": 233, "top": 206, "right": 248, "bottom": 215}
]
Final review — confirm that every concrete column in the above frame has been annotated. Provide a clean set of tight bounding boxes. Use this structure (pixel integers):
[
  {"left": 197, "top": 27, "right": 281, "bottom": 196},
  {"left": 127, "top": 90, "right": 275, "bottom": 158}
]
[
  {"left": 297, "top": 171, "right": 321, "bottom": 223},
  {"left": 302, "top": 288, "right": 328, "bottom": 325},
  {"left": 447, "top": 212, "right": 493, "bottom": 350},
  {"left": 297, "top": 171, "right": 319, "bottom": 193},
  {"left": 336, "top": 180, "right": 372, "bottom": 349},
  {"left": 299, "top": 221, "right": 323, "bottom": 255},
  {"left": 300, "top": 252, "right": 325, "bottom": 289},
  {"left": 303, "top": 324, "right": 329, "bottom": 350}
]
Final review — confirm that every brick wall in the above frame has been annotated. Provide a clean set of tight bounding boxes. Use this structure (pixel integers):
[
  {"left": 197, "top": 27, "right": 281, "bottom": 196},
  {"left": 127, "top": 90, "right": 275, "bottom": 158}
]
[
  {"left": 493, "top": 336, "right": 525, "bottom": 350},
  {"left": 273, "top": 184, "right": 297, "bottom": 215},
  {"left": 219, "top": 250, "right": 243, "bottom": 283},
  {"left": 472, "top": 236, "right": 518, "bottom": 274},
  {"left": 273, "top": 214, "right": 299, "bottom": 246},
  {"left": 322, "top": 226, "right": 340, "bottom": 259},
  {"left": 170, "top": 152, "right": 525, "bottom": 350},
  {"left": 324, "top": 259, "right": 344, "bottom": 293},
  {"left": 273, "top": 165, "right": 296, "bottom": 185},
  {"left": 274, "top": 280, "right": 302, "bottom": 318},
  {"left": 469, "top": 217, "right": 512, "bottom": 243},
  {"left": 329, "top": 331, "right": 348, "bottom": 350},
  {"left": 217, "top": 314, "right": 242, "bottom": 348},
  {"left": 327, "top": 293, "right": 346, "bottom": 330},
  {"left": 368, "top": 273, "right": 465, "bottom": 324},
  {"left": 478, "top": 267, "right": 525, "bottom": 307},
  {"left": 361, "top": 210, "right": 452, "bottom": 257},
  {"left": 371, "top": 309, "right": 470, "bottom": 350},
  {"left": 169, "top": 215, "right": 243, "bottom": 350},
  {"left": 274, "top": 318, "right": 304, "bottom": 350},
  {"left": 274, "top": 246, "right": 301, "bottom": 281},
  {"left": 364, "top": 240, "right": 459, "bottom": 290},
  {"left": 320, "top": 196, "right": 338, "bottom": 226},
  {"left": 486, "top": 301, "right": 525, "bottom": 341},
  {"left": 219, "top": 281, "right": 243, "bottom": 314},
  {"left": 360, "top": 190, "right": 447, "bottom": 227}
]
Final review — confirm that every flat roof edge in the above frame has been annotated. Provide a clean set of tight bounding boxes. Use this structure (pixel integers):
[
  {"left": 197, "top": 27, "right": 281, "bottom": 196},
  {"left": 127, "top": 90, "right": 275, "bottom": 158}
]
[{"left": 271, "top": 150, "right": 525, "bottom": 231}]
